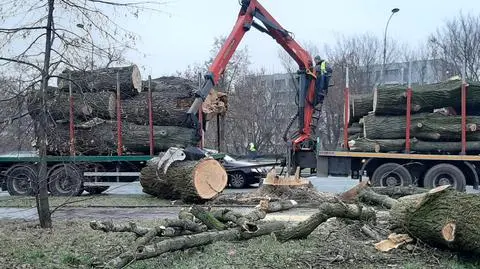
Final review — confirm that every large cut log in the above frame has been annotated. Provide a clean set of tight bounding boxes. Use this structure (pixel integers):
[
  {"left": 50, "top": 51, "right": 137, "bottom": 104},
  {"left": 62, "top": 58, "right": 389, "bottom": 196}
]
[
  {"left": 351, "top": 93, "right": 373, "bottom": 121},
  {"left": 56, "top": 65, "right": 142, "bottom": 97},
  {"left": 28, "top": 90, "right": 115, "bottom": 121},
  {"left": 140, "top": 156, "right": 228, "bottom": 203},
  {"left": 45, "top": 121, "right": 198, "bottom": 155},
  {"left": 110, "top": 92, "right": 194, "bottom": 126},
  {"left": 373, "top": 80, "right": 480, "bottom": 115},
  {"left": 349, "top": 137, "right": 480, "bottom": 153},
  {"left": 389, "top": 186, "right": 480, "bottom": 255},
  {"left": 363, "top": 113, "right": 480, "bottom": 141}
]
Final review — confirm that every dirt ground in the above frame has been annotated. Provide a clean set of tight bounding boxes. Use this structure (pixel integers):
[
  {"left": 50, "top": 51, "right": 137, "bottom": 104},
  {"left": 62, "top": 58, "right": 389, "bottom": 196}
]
[{"left": 0, "top": 210, "right": 478, "bottom": 269}]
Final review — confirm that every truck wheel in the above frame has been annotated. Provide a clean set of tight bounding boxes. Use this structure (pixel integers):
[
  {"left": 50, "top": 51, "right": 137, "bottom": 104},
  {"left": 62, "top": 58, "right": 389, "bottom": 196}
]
[
  {"left": 371, "top": 163, "right": 412, "bottom": 187},
  {"left": 6, "top": 165, "right": 37, "bottom": 196},
  {"left": 48, "top": 164, "right": 84, "bottom": 196},
  {"left": 84, "top": 186, "right": 109, "bottom": 195},
  {"left": 424, "top": 163, "right": 466, "bottom": 192},
  {"left": 229, "top": 172, "right": 247, "bottom": 188}
]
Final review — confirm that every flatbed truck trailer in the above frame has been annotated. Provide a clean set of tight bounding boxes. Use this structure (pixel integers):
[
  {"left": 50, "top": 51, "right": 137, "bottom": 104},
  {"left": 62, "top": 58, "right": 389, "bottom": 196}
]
[
  {"left": 315, "top": 75, "right": 479, "bottom": 192},
  {"left": 0, "top": 155, "right": 153, "bottom": 196},
  {"left": 316, "top": 151, "right": 480, "bottom": 192}
]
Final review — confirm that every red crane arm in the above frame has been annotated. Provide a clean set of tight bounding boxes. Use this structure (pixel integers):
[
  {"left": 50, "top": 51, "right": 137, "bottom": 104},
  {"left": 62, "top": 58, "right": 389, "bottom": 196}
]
[{"left": 188, "top": 0, "right": 317, "bottom": 148}]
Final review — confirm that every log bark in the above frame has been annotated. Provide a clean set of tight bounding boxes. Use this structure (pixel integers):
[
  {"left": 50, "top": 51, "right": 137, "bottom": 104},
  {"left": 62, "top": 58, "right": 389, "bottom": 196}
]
[
  {"left": 104, "top": 221, "right": 287, "bottom": 269},
  {"left": 349, "top": 137, "right": 480, "bottom": 153},
  {"left": 373, "top": 80, "right": 480, "bottom": 115},
  {"left": 369, "top": 186, "right": 427, "bottom": 198},
  {"left": 348, "top": 138, "right": 405, "bottom": 152},
  {"left": 29, "top": 90, "right": 115, "bottom": 121},
  {"left": 273, "top": 202, "right": 376, "bottom": 242},
  {"left": 190, "top": 205, "right": 226, "bottom": 230},
  {"left": 139, "top": 157, "right": 228, "bottom": 202},
  {"left": 110, "top": 91, "right": 194, "bottom": 127},
  {"left": 363, "top": 113, "right": 480, "bottom": 141},
  {"left": 389, "top": 186, "right": 480, "bottom": 255},
  {"left": 57, "top": 65, "right": 142, "bottom": 97},
  {"left": 45, "top": 121, "right": 198, "bottom": 155},
  {"left": 351, "top": 94, "right": 373, "bottom": 121}
]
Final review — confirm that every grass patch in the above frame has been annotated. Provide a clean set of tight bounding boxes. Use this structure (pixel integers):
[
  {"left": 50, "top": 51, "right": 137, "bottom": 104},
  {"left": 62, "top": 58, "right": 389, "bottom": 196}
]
[
  {"left": 0, "top": 194, "right": 170, "bottom": 208},
  {"left": 0, "top": 219, "right": 478, "bottom": 269}
]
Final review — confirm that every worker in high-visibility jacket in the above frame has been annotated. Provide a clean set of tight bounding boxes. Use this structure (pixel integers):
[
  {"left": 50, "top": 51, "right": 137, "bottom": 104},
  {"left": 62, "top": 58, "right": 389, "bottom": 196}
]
[
  {"left": 314, "top": 55, "right": 333, "bottom": 107},
  {"left": 248, "top": 142, "right": 257, "bottom": 160}
]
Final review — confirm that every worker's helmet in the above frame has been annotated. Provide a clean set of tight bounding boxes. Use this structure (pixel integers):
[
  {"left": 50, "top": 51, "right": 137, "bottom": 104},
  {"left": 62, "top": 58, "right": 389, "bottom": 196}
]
[{"left": 314, "top": 55, "right": 322, "bottom": 64}]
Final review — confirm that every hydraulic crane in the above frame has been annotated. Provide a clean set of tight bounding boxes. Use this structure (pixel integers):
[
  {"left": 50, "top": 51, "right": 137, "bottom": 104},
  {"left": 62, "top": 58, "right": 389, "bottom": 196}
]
[{"left": 159, "top": 0, "right": 322, "bottom": 181}]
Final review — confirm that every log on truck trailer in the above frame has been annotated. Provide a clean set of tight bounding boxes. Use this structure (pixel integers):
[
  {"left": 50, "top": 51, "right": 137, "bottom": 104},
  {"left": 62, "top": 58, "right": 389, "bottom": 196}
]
[
  {"left": 56, "top": 65, "right": 142, "bottom": 97},
  {"left": 317, "top": 79, "right": 480, "bottom": 192},
  {"left": 373, "top": 79, "right": 480, "bottom": 115},
  {"left": 45, "top": 120, "right": 199, "bottom": 155}
]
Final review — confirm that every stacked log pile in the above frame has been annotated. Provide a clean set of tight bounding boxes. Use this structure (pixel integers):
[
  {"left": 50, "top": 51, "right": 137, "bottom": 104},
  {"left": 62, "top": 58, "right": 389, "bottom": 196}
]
[
  {"left": 28, "top": 65, "right": 223, "bottom": 155},
  {"left": 346, "top": 79, "right": 480, "bottom": 153}
]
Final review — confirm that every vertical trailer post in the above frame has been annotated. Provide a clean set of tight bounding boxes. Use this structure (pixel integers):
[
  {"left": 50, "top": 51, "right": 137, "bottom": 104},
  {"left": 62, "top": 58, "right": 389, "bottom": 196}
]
[
  {"left": 116, "top": 72, "right": 123, "bottom": 156},
  {"left": 68, "top": 73, "right": 75, "bottom": 155},
  {"left": 405, "top": 62, "right": 413, "bottom": 153},
  {"left": 461, "top": 70, "right": 468, "bottom": 155},
  {"left": 148, "top": 75, "right": 154, "bottom": 156},
  {"left": 343, "top": 67, "right": 350, "bottom": 149},
  {"left": 198, "top": 72, "right": 204, "bottom": 149}
]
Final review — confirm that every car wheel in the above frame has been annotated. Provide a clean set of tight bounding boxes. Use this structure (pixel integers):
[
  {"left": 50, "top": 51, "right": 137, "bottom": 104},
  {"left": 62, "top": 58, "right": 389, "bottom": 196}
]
[{"left": 229, "top": 172, "right": 247, "bottom": 189}]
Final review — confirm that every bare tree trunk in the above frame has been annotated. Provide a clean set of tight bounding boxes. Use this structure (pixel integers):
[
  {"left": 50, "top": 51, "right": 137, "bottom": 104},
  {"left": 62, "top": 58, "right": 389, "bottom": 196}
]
[{"left": 36, "top": 0, "right": 54, "bottom": 229}]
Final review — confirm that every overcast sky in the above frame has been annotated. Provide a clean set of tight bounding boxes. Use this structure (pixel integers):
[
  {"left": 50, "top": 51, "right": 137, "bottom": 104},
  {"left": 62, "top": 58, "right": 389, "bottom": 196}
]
[{"left": 126, "top": 0, "right": 479, "bottom": 78}]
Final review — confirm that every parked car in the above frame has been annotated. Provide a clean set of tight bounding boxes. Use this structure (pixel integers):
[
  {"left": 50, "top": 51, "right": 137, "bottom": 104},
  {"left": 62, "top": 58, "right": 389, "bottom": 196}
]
[{"left": 219, "top": 154, "right": 268, "bottom": 188}]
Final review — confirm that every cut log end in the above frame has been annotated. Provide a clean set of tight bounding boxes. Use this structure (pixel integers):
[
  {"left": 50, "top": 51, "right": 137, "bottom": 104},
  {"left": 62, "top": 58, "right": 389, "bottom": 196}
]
[
  {"left": 131, "top": 65, "right": 142, "bottom": 92},
  {"left": 194, "top": 159, "right": 228, "bottom": 199},
  {"left": 442, "top": 222, "right": 456, "bottom": 242}
]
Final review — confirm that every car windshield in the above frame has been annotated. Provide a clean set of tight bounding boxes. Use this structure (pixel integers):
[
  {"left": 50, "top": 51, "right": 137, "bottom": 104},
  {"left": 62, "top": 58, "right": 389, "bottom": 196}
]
[{"left": 223, "top": 155, "right": 236, "bottom": 162}]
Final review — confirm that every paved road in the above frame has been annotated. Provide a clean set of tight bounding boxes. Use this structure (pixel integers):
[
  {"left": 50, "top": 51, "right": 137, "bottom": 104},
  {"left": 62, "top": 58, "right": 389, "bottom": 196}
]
[{"left": 0, "top": 176, "right": 356, "bottom": 221}]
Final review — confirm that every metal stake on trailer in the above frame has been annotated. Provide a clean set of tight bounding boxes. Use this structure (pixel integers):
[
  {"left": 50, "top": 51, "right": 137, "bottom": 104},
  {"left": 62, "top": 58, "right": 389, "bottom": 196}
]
[
  {"left": 116, "top": 72, "right": 123, "bottom": 156},
  {"left": 343, "top": 67, "right": 350, "bottom": 149},
  {"left": 461, "top": 67, "right": 468, "bottom": 155},
  {"left": 198, "top": 72, "right": 204, "bottom": 149},
  {"left": 148, "top": 75, "right": 154, "bottom": 156},
  {"left": 405, "top": 61, "right": 413, "bottom": 153},
  {"left": 68, "top": 73, "right": 75, "bottom": 156}
]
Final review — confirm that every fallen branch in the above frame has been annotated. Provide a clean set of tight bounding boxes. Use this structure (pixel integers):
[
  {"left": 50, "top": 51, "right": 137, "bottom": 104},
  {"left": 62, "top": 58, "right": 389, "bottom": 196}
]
[
  {"left": 104, "top": 221, "right": 287, "bottom": 269},
  {"left": 189, "top": 205, "right": 226, "bottom": 230},
  {"left": 273, "top": 202, "right": 376, "bottom": 242},
  {"left": 90, "top": 220, "right": 151, "bottom": 236}
]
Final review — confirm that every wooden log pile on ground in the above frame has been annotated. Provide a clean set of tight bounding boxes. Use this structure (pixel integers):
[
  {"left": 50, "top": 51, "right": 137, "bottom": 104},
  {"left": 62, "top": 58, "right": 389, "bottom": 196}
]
[
  {"left": 28, "top": 66, "right": 227, "bottom": 155},
  {"left": 89, "top": 182, "right": 479, "bottom": 268},
  {"left": 347, "top": 79, "right": 480, "bottom": 153}
]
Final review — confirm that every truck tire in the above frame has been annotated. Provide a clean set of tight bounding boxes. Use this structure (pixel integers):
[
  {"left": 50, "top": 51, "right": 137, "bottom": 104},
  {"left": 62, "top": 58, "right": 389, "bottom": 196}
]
[
  {"left": 423, "top": 163, "right": 466, "bottom": 192},
  {"left": 84, "top": 186, "right": 109, "bottom": 195},
  {"left": 5, "top": 165, "right": 37, "bottom": 196},
  {"left": 371, "top": 163, "right": 412, "bottom": 187},
  {"left": 48, "top": 164, "right": 84, "bottom": 196}
]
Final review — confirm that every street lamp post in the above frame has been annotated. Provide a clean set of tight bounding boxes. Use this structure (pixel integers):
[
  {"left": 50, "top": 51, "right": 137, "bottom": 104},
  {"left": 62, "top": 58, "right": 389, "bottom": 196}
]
[
  {"left": 381, "top": 8, "right": 400, "bottom": 84},
  {"left": 76, "top": 23, "right": 94, "bottom": 71}
]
